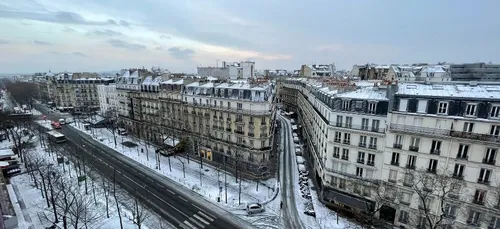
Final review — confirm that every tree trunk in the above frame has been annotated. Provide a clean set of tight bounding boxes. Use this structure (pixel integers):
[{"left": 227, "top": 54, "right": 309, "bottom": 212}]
[
  {"left": 39, "top": 173, "right": 50, "bottom": 207},
  {"left": 113, "top": 169, "right": 124, "bottom": 229}
]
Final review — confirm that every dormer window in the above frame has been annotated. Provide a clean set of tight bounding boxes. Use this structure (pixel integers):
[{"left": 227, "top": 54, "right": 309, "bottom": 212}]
[
  {"left": 465, "top": 103, "right": 477, "bottom": 116},
  {"left": 368, "top": 102, "right": 377, "bottom": 114},
  {"left": 438, "top": 102, "right": 448, "bottom": 114},
  {"left": 491, "top": 105, "right": 500, "bottom": 119},
  {"left": 342, "top": 100, "right": 350, "bottom": 111}
]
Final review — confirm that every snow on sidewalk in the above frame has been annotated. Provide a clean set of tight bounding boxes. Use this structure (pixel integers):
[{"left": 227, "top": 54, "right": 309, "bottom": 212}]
[{"left": 69, "top": 123, "right": 281, "bottom": 226}]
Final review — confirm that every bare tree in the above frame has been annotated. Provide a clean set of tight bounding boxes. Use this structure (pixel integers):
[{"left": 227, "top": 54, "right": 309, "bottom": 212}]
[
  {"left": 113, "top": 169, "right": 124, "bottom": 229},
  {"left": 102, "top": 108, "right": 118, "bottom": 148},
  {"left": 132, "top": 194, "right": 150, "bottom": 229}
]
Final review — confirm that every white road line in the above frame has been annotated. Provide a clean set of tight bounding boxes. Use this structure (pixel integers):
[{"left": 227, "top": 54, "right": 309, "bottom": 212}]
[
  {"left": 167, "top": 189, "right": 175, "bottom": 195},
  {"left": 178, "top": 223, "right": 191, "bottom": 229},
  {"left": 116, "top": 170, "right": 122, "bottom": 174},
  {"left": 98, "top": 158, "right": 103, "bottom": 162},
  {"left": 148, "top": 178, "right": 154, "bottom": 183},
  {"left": 148, "top": 192, "right": 188, "bottom": 218},
  {"left": 179, "top": 196, "right": 188, "bottom": 202},
  {"left": 157, "top": 183, "right": 164, "bottom": 188},
  {"left": 193, "top": 214, "right": 210, "bottom": 225},
  {"left": 188, "top": 217, "right": 204, "bottom": 228},
  {"left": 183, "top": 220, "right": 197, "bottom": 229},
  {"left": 196, "top": 211, "right": 214, "bottom": 222}
]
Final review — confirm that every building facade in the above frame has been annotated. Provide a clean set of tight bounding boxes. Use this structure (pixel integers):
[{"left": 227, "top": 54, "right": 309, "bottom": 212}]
[
  {"left": 300, "top": 64, "right": 336, "bottom": 77},
  {"left": 97, "top": 84, "right": 118, "bottom": 115},
  {"left": 115, "top": 70, "right": 277, "bottom": 177},
  {"left": 197, "top": 61, "right": 255, "bottom": 79}
]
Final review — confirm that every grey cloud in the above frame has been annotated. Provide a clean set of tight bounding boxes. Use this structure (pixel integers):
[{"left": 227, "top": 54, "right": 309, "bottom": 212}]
[
  {"left": 168, "top": 47, "right": 195, "bottom": 59},
  {"left": 33, "top": 40, "right": 52, "bottom": 45},
  {"left": 87, "top": 29, "right": 123, "bottom": 37},
  {"left": 72, "top": 52, "right": 88, "bottom": 57},
  {"left": 0, "top": 39, "right": 11, "bottom": 44},
  {"left": 0, "top": 7, "right": 129, "bottom": 26},
  {"left": 63, "top": 27, "right": 76, "bottom": 33},
  {"left": 155, "top": 47, "right": 164, "bottom": 51},
  {"left": 160, "top": 35, "right": 171, "bottom": 40},
  {"left": 119, "top": 20, "right": 130, "bottom": 27},
  {"left": 107, "top": 39, "right": 145, "bottom": 50}
]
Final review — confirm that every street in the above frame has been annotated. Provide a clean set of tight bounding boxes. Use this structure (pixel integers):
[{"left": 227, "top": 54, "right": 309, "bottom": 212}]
[
  {"left": 279, "top": 115, "right": 306, "bottom": 229},
  {"left": 34, "top": 103, "right": 255, "bottom": 229}
]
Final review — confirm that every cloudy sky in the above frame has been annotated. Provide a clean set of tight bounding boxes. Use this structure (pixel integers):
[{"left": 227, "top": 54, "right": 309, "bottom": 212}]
[{"left": 0, "top": 0, "right": 499, "bottom": 73}]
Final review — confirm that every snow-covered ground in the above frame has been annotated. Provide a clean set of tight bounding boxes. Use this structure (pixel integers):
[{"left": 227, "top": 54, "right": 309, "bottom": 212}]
[
  {"left": 69, "top": 123, "right": 281, "bottom": 228},
  {"left": 7, "top": 139, "right": 174, "bottom": 229}
]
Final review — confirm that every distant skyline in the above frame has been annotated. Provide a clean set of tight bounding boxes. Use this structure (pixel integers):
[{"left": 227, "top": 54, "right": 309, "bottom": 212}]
[{"left": 0, "top": 0, "right": 499, "bottom": 73}]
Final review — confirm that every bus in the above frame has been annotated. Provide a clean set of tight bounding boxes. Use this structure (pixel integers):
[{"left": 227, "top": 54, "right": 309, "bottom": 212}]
[{"left": 47, "top": 130, "right": 66, "bottom": 143}]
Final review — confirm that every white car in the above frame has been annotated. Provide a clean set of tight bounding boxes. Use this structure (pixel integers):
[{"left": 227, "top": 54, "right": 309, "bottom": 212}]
[
  {"left": 246, "top": 203, "right": 265, "bottom": 215},
  {"left": 58, "top": 118, "right": 66, "bottom": 125}
]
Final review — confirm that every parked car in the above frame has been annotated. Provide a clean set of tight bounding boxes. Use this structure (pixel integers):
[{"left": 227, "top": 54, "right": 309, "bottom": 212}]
[
  {"left": 246, "top": 203, "right": 265, "bottom": 215},
  {"left": 117, "top": 128, "right": 128, "bottom": 135},
  {"left": 59, "top": 118, "right": 66, "bottom": 125},
  {"left": 304, "top": 209, "right": 316, "bottom": 217}
]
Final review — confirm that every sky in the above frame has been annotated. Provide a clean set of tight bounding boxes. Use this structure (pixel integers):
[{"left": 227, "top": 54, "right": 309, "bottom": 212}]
[{"left": 0, "top": 0, "right": 499, "bottom": 74}]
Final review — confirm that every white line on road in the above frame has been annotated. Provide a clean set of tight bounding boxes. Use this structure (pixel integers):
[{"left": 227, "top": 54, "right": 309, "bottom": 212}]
[
  {"left": 183, "top": 220, "right": 197, "bottom": 229},
  {"left": 157, "top": 183, "right": 164, "bottom": 188},
  {"left": 188, "top": 217, "right": 205, "bottom": 228},
  {"left": 193, "top": 214, "right": 210, "bottom": 225},
  {"left": 179, "top": 196, "right": 188, "bottom": 202},
  {"left": 116, "top": 170, "right": 122, "bottom": 174},
  {"left": 178, "top": 223, "right": 191, "bottom": 229},
  {"left": 196, "top": 211, "right": 214, "bottom": 222},
  {"left": 167, "top": 189, "right": 175, "bottom": 195}
]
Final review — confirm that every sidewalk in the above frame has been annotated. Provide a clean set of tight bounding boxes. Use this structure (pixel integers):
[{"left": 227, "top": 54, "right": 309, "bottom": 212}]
[
  {"left": 7, "top": 183, "right": 36, "bottom": 229},
  {"left": 69, "top": 123, "right": 281, "bottom": 214}
]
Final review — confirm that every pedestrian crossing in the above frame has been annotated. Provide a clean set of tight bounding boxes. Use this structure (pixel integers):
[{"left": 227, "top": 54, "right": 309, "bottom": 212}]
[{"left": 179, "top": 211, "right": 215, "bottom": 229}]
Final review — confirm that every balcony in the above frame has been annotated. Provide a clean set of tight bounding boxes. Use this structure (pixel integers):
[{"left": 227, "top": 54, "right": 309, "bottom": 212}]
[
  {"left": 341, "top": 156, "right": 349, "bottom": 160},
  {"left": 333, "top": 123, "right": 385, "bottom": 133},
  {"left": 390, "top": 124, "right": 450, "bottom": 136},
  {"left": 226, "top": 128, "right": 231, "bottom": 132},
  {"left": 248, "top": 133, "right": 255, "bottom": 137},
  {"left": 191, "top": 110, "right": 196, "bottom": 115},
  {"left": 456, "top": 154, "right": 469, "bottom": 160},
  {"left": 452, "top": 173, "right": 464, "bottom": 180},
  {"left": 430, "top": 149, "right": 441, "bottom": 155},
  {"left": 472, "top": 199, "right": 485, "bottom": 205},
  {"left": 482, "top": 158, "right": 496, "bottom": 165},
  {"left": 427, "top": 168, "right": 437, "bottom": 174},
  {"left": 393, "top": 143, "right": 402, "bottom": 149},
  {"left": 358, "top": 142, "right": 366, "bottom": 148},
  {"left": 357, "top": 159, "right": 365, "bottom": 164},
  {"left": 249, "top": 122, "right": 254, "bottom": 128},
  {"left": 405, "top": 164, "right": 416, "bottom": 170},
  {"left": 448, "top": 193, "right": 459, "bottom": 200},
  {"left": 333, "top": 154, "right": 340, "bottom": 158},
  {"left": 367, "top": 161, "right": 374, "bottom": 166},
  {"left": 403, "top": 180, "right": 412, "bottom": 187},
  {"left": 234, "top": 130, "right": 244, "bottom": 135},
  {"left": 343, "top": 140, "right": 350, "bottom": 145},
  {"left": 477, "top": 179, "right": 491, "bottom": 185},
  {"left": 409, "top": 146, "right": 419, "bottom": 152},
  {"left": 390, "top": 161, "right": 399, "bottom": 166},
  {"left": 388, "top": 178, "right": 397, "bottom": 183},
  {"left": 450, "top": 130, "right": 500, "bottom": 144},
  {"left": 368, "top": 144, "right": 377, "bottom": 150}
]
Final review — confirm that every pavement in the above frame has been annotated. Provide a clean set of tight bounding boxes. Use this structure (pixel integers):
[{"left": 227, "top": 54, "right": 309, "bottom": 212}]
[
  {"left": 279, "top": 115, "right": 306, "bottom": 229},
  {"left": 33, "top": 103, "right": 256, "bottom": 229}
]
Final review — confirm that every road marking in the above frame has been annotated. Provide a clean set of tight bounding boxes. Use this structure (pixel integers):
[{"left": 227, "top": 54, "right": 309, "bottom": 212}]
[
  {"left": 148, "top": 191, "right": 188, "bottom": 218},
  {"left": 157, "top": 183, "right": 164, "bottom": 188},
  {"left": 183, "top": 220, "right": 197, "bottom": 229},
  {"left": 148, "top": 178, "right": 154, "bottom": 183},
  {"left": 98, "top": 158, "right": 103, "bottom": 162},
  {"left": 166, "top": 189, "right": 175, "bottom": 195},
  {"left": 193, "top": 214, "right": 210, "bottom": 225},
  {"left": 116, "top": 170, "right": 122, "bottom": 174},
  {"left": 179, "top": 196, "right": 188, "bottom": 202},
  {"left": 189, "top": 217, "right": 204, "bottom": 228},
  {"left": 190, "top": 205, "right": 214, "bottom": 220},
  {"left": 178, "top": 223, "right": 191, "bottom": 229},
  {"left": 196, "top": 211, "right": 214, "bottom": 222}
]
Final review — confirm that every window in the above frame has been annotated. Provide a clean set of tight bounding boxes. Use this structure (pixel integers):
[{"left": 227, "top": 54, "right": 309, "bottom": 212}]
[
  {"left": 466, "top": 103, "right": 477, "bottom": 116},
  {"left": 430, "top": 140, "right": 442, "bottom": 154},
  {"left": 491, "top": 105, "right": 500, "bottom": 119},
  {"left": 389, "top": 169, "right": 397, "bottom": 182},
  {"left": 339, "top": 178, "right": 346, "bottom": 189},
  {"left": 490, "top": 217, "right": 500, "bottom": 229},
  {"left": 399, "top": 99, "right": 408, "bottom": 112},
  {"left": 343, "top": 133, "right": 351, "bottom": 144},
  {"left": 336, "top": 115, "right": 343, "bottom": 127},
  {"left": 417, "top": 99, "right": 428, "bottom": 113},
  {"left": 478, "top": 168, "right": 491, "bottom": 183},
  {"left": 443, "top": 203, "right": 457, "bottom": 218},
  {"left": 333, "top": 147, "right": 340, "bottom": 158},
  {"left": 410, "top": 137, "right": 420, "bottom": 149},
  {"left": 453, "top": 164, "right": 465, "bottom": 178},
  {"left": 357, "top": 152, "right": 365, "bottom": 164},
  {"left": 342, "top": 149, "right": 349, "bottom": 160},
  {"left": 428, "top": 159, "right": 438, "bottom": 173},
  {"left": 371, "top": 120, "right": 380, "bottom": 132},
  {"left": 463, "top": 122, "right": 475, "bottom": 132},
  {"left": 340, "top": 163, "right": 347, "bottom": 173},
  {"left": 457, "top": 144, "right": 469, "bottom": 159},
  {"left": 334, "top": 132, "right": 341, "bottom": 142},
  {"left": 369, "top": 137, "right": 377, "bottom": 149},
  {"left": 365, "top": 169, "right": 373, "bottom": 178},
  {"left": 356, "top": 167, "right": 363, "bottom": 177},
  {"left": 391, "top": 152, "right": 400, "bottom": 165},
  {"left": 399, "top": 210, "right": 409, "bottom": 224},
  {"left": 345, "top": 116, "right": 352, "bottom": 128},
  {"left": 361, "top": 118, "right": 369, "bottom": 130},
  {"left": 400, "top": 192, "right": 411, "bottom": 204},
  {"left": 227, "top": 102, "right": 231, "bottom": 108},
  {"left": 473, "top": 189, "right": 487, "bottom": 205},
  {"left": 485, "top": 148, "right": 497, "bottom": 164},
  {"left": 491, "top": 125, "right": 500, "bottom": 136},
  {"left": 407, "top": 155, "right": 416, "bottom": 168},
  {"left": 367, "top": 154, "right": 375, "bottom": 166},
  {"left": 467, "top": 209, "right": 481, "bottom": 226},
  {"left": 438, "top": 101, "right": 448, "bottom": 114},
  {"left": 359, "top": 136, "right": 367, "bottom": 147},
  {"left": 394, "top": 135, "right": 403, "bottom": 145},
  {"left": 368, "top": 102, "right": 376, "bottom": 114},
  {"left": 342, "top": 100, "right": 350, "bottom": 111},
  {"left": 237, "top": 103, "right": 242, "bottom": 110},
  {"left": 403, "top": 173, "right": 413, "bottom": 186}
]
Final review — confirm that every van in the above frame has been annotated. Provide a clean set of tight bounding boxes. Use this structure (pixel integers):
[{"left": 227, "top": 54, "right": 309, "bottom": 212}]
[{"left": 58, "top": 118, "right": 66, "bottom": 125}]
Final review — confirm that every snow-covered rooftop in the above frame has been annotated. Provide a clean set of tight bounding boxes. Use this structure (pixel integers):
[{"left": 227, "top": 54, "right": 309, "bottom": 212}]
[
  {"left": 397, "top": 83, "right": 500, "bottom": 99},
  {"left": 337, "top": 87, "right": 388, "bottom": 101}
]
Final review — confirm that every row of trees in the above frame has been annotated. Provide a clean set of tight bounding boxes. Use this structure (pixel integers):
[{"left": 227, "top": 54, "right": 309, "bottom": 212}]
[{"left": 23, "top": 130, "right": 163, "bottom": 229}]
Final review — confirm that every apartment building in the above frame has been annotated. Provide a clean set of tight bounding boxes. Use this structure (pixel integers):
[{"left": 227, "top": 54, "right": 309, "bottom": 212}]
[
  {"left": 116, "top": 69, "right": 277, "bottom": 177},
  {"left": 299, "top": 64, "right": 336, "bottom": 77},
  {"left": 97, "top": 84, "right": 118, "bottom": 116},
  {"left": 450, "top": 62, "right": 500, "bottom": 81},
  {"left": 197, "top": 61, "right": 255, "bottom": 79},
  {"left": 279, "top": 78, "right": 390, "bottom": 214},
  {"left": 386, "top": 82, "right": 500, "bottom": 228}
]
